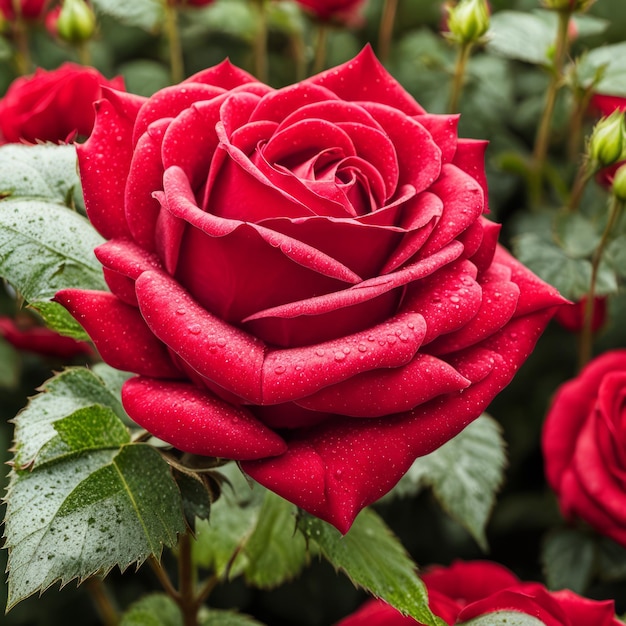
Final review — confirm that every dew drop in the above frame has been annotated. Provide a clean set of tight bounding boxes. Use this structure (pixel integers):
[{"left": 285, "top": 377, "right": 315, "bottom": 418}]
[
  {"left": 334, "top": 351, "right": 346, "bottom": 362},
  {"left": 274, "top": 364, "right": 286, "bottom": 375},
  {"left": 176, "top": 307, "right": 186, "bottom": 315},
  {"left": 217, "top": 337, "right": 227, "bottom": 347},
  {"left": 315, "top": 348, "right": 326, "bottom": 357},
  {"left": 407, "top": 322, "right": 415, "bottom": 329},
  {"left": 188, "top": 324, "right": 201, "bottom": 334},
  {"left": 367, "top": 334, "right": 376, "bottom": 342},
  {"left": 450, "top": 295, "right": 460, "bottom": 304},
  {"left": 358, "top": 343, "right": 367, "bottom": 353},
  {"left": 342, "top": 347, "right": 351, "bottom": 355}
]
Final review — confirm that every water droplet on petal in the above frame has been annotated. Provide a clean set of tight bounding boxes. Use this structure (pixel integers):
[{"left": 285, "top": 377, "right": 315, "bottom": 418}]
[
  {"left": 188, "top": 324, "right": 201, "bottom": 335},
  {"left": 450, "top": 295, "right": 460, "bottom": 304},
  {"left": 358, "top": 343, "right": 367, "bottom": 353},
  {"left": 334, "top": 351, "right": 346, "bottom": 362},
  {"left": 315, "top": 348, "right": 325, "bottom": 357},
  {"left": 274, "top": 364, "right": 286, "bottom": 374},
  {"left": 217, "top": 337, "right": 227, "bottom": 347}
]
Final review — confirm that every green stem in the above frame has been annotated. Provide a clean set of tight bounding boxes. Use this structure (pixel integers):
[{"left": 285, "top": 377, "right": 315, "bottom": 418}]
[
  {"left": 84, "top": 577, "right": 119, "bottom": 626},
  {"left": 567, "top": 160, "right": 593, "bottom": 212},
  {"left": 164, "top": 1, "right": 184, "bottom": 83},
  {"left": 253, "top": 0, "right": 268, "bottom": 83},
  {"left": 448, "top": 41, "right": 472, "bottom": 114},
  {"left": 178, "top": 533, "right": 198, "bottom": 626},
  {"left": 567, "top": 88, "right": 594, "bottom": 163},
  {"left": 529, "top": 9, "right": 571, "bottom": 205},
  {"left": 10, "top": 0, "right": 33, "bottom": 74},
  {"left": 312, "top": 22, "right": 329, "bottom": 75},
  {"left": 149, "top": 555, "right": 180, "bottom": 601},
  {"left": 77, "top": 41, "right": 92, "bottom": 66},
  {"left": 290, "top": 25, "right": 307, "bottom": 82},
  {"left": 378, "top": 0, "right": 398, "bottom": 64},
  {"left": 578, "top": 195, "right": 622, "bottom": 369}
]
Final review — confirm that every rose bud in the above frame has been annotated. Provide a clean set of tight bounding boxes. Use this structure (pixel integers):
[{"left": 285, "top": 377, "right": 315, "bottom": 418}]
[
  {"left": 543, "top": 350, "right": 626, "bottom": 548},
  {"left": 55, "top": 0, "right": 96, "bottom": 44},
  {"left": 445, "top": 0, "right": 490, "bottom": 45},
  {"left": 611, "top": 162, "right": 626, "bottom": 202},
  {"left": 588, "top": 110, "right": 626, "bottom": 170},
  {"left": 0, "top": 62, "right": 124, "bottom": 143},
  {"left": 55, "top": 48, "right": 565, "bottom": 533}
]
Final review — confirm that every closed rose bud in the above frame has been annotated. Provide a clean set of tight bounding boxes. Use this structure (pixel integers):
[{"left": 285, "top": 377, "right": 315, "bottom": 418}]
[
  {"left": 446, "top": 0, "right": 490, "bottom": 44},
  {"left": 588, "top": 111, "right": 626, "bottom": 169},
  {"left": 55, "top": 0, "right": 96, "bottom": 44},
  {"left": 611, "top": 163, "right": 626, "bottom": 202}
]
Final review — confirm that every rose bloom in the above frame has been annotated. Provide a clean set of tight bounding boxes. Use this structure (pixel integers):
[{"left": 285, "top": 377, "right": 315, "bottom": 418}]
[
  {"left": 0, "top": 0, "right": 48, "bottom": 20},
  {"left": 55, "top": 48, "right": 563, "bottom": 532},
  {"left": 553, "top": 295, "right": 607, "bottom": 333},
  {"left": 0, "top": 316, "right": 93, "bottom": 360},
  {"left": 294, "top": 0, "right": 365, "bottom": 21},
  {"left": 543, "top": 349, "right": 626, "bottom": 547},
  {"left": 0, "top": 63, "right": 124, "bottom": 144},
  {"left": 337, "top": 560, "right": 622, "bottom": 625}
]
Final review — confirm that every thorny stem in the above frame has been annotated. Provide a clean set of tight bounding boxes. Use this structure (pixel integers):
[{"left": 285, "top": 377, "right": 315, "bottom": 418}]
[
  {"left": 448, "top": 40, "right": 472, "bottom": 114},
  {"left": 378, "top": 0, "right": 399, "bottom": 64},
  {"left": 312, "top": 21, "right": 329, "bottom": 75},
  {"left": 579, "top": 195, "right": 622, "bottom": 369},
  {"left": 85, "top": 577, "right": 119, "bottom": 626},
  {"left": 10, "top": 0, "right": 33, "bottom": 74},
  {"left": 530, "top": 9, "right": 571, "bottom": 205},
  {"left": 164, "top": 1, "right": 184, "bottom": 84},
  {"left": 178, "top": 533, "right": 198, "bottom": 626},
  {"left": 253, "top": 0, "right": 269, "bottom": 83}
]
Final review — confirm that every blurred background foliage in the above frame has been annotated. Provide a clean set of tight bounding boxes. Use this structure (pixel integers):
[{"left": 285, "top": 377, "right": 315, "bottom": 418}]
[{"left": 2, "top": 0, "right": 626, "bottom": 624}]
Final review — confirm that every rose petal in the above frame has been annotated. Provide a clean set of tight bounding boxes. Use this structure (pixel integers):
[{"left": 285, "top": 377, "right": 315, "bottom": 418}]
[
  {"left": 184, "top": 58, "right": 260, "bottom": 90},
  {"left": 296, "top": 353, "right": 470, "bottom": 417},
  {"left": 135, "top": 270, "right": 265, "bottom": 403},
  {"left": 122, "top": 377, "right": 286, "bottom": 460},
  {"left": 54, "top": 289, "right": 181, "bottom": 378},
  {"left": 452, "top": 138, "right": 489, "bottom": 212}
]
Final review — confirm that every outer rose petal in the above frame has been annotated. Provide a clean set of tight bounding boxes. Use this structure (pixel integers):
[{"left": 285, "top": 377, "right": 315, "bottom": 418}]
[{"left": 122, "top": 378, "right": 287, "bottom": 460}]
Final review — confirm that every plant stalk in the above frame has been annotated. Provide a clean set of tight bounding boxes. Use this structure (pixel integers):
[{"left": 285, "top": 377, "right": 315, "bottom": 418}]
[
  {"left": 178, "top": 533, "right": 198, "bottom": 626},
  {"left": 378, "top": 0, "right": 399, "bottom": 64},
  {"left": 253, "top": 0, "right": 269, "bottom": 83},
  {"left": 529, "top": 9, "right": 571, "bottom": 205},
  {"left": 164, "top": 1, "right": 184, "bottom": 83},
  {"left": 10, "top": 0, "right": 33, "bottom": 74},
  {"left": 448, "top": 40, "right": 472, "bottom": 114},
  {"left": 579, "top": 195, "right": 622, "bottom": 369},
  {"left": 84, "top": 577, "right": 119, "bottom": 626},
  {"left": 312, "top": 22, "right": 329, "bottom": 75}
]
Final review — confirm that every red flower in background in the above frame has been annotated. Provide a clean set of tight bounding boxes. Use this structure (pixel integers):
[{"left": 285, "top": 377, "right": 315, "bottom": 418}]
[
  {"left": 543, "top": 350, "right": 626, "bottom": 548},
  {"left": 554, "top": 295, "right": 607, "bottom": 333},
  {"left": 337, "top": 560, "right": 621, "bottom": 625},
  {"left": 294, "top": 0, "right": 365, "bottom": 21},
  {"left": 0, "top": 63, "right": 124, "bottom": 144},
  {"left": 55, "top": 48, "right": 563, "bottom": 533},
  {"left": 0, "top": 0, "right": 48, "bottom": 20}
]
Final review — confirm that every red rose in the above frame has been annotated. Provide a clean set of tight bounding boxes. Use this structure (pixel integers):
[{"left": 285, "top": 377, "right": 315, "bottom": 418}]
[
  {"left": 0, "top": 316, "right": 93, "bottom": 360},
  {"left": 0, "top": 0, "right": 48, "bottom": 20},
  {"left": 55, "top": 47, "right": 563, "bottom": 532},
  {"left": 553, "top": 295, "right": 607, "bottom": 333},
  {"left": 0, "top": 63, "right": 124, "bottom": 144},
  {"left": 543, "top": 350, "right": 626, "bottom": 547},
  {"left": 337, "top": 561, "right": 621, "bottom": 625},
  {"left": 167, "top": 0, "right": 214, "bottom": 6},
  {"left": 294, "top": 0, "right": 365, "bottom": 21}
]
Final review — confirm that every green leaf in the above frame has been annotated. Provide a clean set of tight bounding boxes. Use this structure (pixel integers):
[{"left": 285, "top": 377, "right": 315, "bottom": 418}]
[
  {"left": 192, "top": 464, "right": 307, "bottom": 588},
  {"left": 241, "top": 490, "right": 307, "bottom": 589},
  {"left": 91, "top": 0, "right": 164, "bottom": 32},
  {"left": 30, "top": 300, "right": 91, "bottom": 341},
  {"left": 541, "top": 528, "right": 595, "bottom": 593},
  {"left": 117, "top": 60, "right": 171, "bottom": 97},
  {"left": 486, "top": 11, "right": 554, "bottom": 65},
  {"left": 121, "top": 594, "right": 182, "bottom": 626},
  {"left": 553, "top": 212, "right": 601, "bottom": 259},
  {"left": 193, "top": 464, "right": 265, "bottom": 578},
  {"left": 4, "top": 443, "right": 185, "bottom": 609},
  {"left": 200, "top": 609, "right": 266, "bottom": 626},
  {"left": 299, "top": 509, "right": 443, "bottom": 626},
  {"left": 0, "top": 198, "right": 106, "bottom": 337},
  {"left": 36, "top": 405, "right": 130, "bottom": 468},
  {"left": 459, "top": 613, "right": 546, "bottom": 626},
  {"left": 12, "top": 367, "right": 128, "bottom": 470},
  {"left": 577, "top": 42, "right": 626, "bottom": 97},
  {"left": 604, "top": 234, "right": 626, "bottom": 280},
  {"left": 173, "top": 470, "right": 212, "bottom": 530},
  {"left": 597, "top": 536, "right": 626, "bottom": 580},
  {"left": 0, "top": 144, "right": 81, "bottom": 206},
  {"left": 386, "top": 415, "right": 505, "bottom": 551}
]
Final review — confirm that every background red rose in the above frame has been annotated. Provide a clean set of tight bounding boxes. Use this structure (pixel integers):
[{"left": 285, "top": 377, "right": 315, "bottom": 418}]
[
  {"left": 553, "top": 295, "right": 607, "bottom": 333},
  {"left": 0, "top": 63, "right": 124, "bottom": 144},
  {"left": 337, "top": 561, "right": 622, "bottom": 625},
  {"left": 294, "top": 0, "right": 365, "bottom": 21},
  {"left": 55, "top": 48, "right": 563, "bottom": 533},
  {"left": 0, "top": 0, "right": 48, "bottom": 20},
  {"left": 542, "top": 349, "right": 626, "bottom": 547}
]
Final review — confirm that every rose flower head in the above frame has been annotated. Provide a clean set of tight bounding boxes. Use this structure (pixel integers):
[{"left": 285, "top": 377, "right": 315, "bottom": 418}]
[
  {"left": 338, "top": 560, "right": 622, "bottom": 625},
  {"left": 55, "top": 47, "right": 564, "bottom": 533},
  {"left": 543, "top": 349, "right": 626, "bottom": 548},
  {"left": 294, "top": 0, "right": 365, "bottom": 22},
  {"left": 0, "top": 62, "right": 124, "bottom": 144},
  {"left": 0, "top": 0, "right": 48, "bottom": 20}
]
